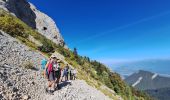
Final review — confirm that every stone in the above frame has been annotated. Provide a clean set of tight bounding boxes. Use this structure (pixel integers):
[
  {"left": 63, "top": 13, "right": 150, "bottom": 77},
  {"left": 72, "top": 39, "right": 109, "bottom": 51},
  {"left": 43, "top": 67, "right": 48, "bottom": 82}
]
[
  {"left": 12, "top": 87, "right": 18, "bottom": 92},
  {"left": 22, "top": 95, "right": 29, "bottom": 100}
]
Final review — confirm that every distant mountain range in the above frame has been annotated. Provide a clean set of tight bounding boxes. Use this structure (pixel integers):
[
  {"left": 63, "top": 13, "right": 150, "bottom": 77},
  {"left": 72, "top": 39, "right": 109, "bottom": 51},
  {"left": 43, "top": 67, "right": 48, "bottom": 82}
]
[
  {"left": 111, "top": 59, "right": 170, "bottom": 78},
  {"left": 146, "top": 88, "right": 170, "bottom": 100},
  {"left": 125, "top": 70, "right": 170, "bottom": 100}
]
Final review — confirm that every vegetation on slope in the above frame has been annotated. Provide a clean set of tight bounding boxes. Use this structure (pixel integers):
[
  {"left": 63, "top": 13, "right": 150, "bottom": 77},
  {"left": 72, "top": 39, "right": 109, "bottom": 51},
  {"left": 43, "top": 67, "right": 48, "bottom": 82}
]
[
  {"left": 58, "top": 48, "right": 152, "bottom": 100},
  {"left": 0, "top": 8, "right": 152, "bottom": 100},
  {"left": 0, "top": 9, "right": 57, "bottom": 54}
]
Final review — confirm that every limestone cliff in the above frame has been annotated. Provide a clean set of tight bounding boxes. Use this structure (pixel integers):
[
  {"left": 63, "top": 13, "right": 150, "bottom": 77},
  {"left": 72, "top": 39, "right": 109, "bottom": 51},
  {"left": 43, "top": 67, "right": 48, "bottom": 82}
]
[{"left": 0, "top": 0, "right": 65, "bottom": 47}]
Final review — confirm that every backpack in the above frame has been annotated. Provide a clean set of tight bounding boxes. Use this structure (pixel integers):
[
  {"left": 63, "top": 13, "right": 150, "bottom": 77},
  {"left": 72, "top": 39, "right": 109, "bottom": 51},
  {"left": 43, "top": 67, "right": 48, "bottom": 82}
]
[
  {"left": 47, "top": 62, "right": 53, "bottom": 77},
  {"left": 41, "top": 59, "right": 47, "bottom": 70}
]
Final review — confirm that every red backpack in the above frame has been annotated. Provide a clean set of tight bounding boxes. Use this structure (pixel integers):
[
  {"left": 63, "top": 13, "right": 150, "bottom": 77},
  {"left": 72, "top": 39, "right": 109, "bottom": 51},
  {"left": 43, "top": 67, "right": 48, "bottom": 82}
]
[{"left": 47, "top": 62, "right": 53, "bottom": 76}]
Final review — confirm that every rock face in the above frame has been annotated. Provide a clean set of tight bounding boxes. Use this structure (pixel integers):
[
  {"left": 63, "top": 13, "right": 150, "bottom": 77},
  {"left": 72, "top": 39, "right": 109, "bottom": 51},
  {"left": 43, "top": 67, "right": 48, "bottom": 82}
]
[{"left": 0, "top": 0, "right": 65, "bottom": 47}]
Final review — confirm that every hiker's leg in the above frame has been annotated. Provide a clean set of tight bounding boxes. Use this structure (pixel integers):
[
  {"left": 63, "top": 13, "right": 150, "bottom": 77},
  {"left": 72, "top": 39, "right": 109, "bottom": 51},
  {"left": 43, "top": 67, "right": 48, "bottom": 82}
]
[
  {"left": 54, "top": 79, "right": 57, "bottom": 89},
  {"left": 52, "top": 81, "right": 55, "bottom": 91},
  {"left": 60, "top": 76, "right": 62, "bottom": 82},
  {"left": 48, "top": 81, "right": 54, "bottom": 95},
  {"left": 48, "top": 81, "right": 52, "bottom": 87},
  {"left": 56, "top": 77, "right": 58, "bottom": 83},
  {"left": 67, "top": 74, "right": 68, "bottom": 80},
  {"left": 65, "top": 75, "right": 67, "bottom": 81},
  {"left": 60, "top": 76, "right": 62, "bottom": 83},
  {"left": 57, "top": 77, "right": 61, "bottom": 89},
  {"left": 46, "top": 81, "right": 52, "bottom": 93}
]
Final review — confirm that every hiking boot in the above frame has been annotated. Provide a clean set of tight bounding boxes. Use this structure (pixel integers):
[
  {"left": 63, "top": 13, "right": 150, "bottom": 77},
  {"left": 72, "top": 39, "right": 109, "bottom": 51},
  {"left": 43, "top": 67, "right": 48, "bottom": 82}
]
[
  {"left": 49, "top": 90, "right": 54, "bottom": 95},
  {"left": 45, "top": 88, "right": 48, "bottom": 93},
  {"left": 55, "top": 86, "right": 58, "bottom": 91},
  {"left": 57, "top": 84, "right": 61, "bottom": 90}
]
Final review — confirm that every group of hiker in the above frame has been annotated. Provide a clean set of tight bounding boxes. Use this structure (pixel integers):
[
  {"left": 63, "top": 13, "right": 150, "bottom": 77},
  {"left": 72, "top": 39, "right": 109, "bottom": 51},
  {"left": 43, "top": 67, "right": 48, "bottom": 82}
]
[{"left": 41, "top": 55, "right": 77, "bottom": 95}]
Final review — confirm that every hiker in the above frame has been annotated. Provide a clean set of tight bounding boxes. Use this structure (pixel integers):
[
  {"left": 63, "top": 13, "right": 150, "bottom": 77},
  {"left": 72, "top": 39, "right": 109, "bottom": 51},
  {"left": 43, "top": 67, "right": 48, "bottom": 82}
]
[
  {"left": 72, "top": 68, "right": 77, "bottom": 80},
  {"left": 70, "top": 68, "right": 74, "bottom": 80},
  {"left": 63, "top": 67, "right": 68, "bottom": 81},
  {"left": 60, "top": 68, "right": 64, "bottom": 82},
  {"left": 70, "top": 69, "right": 72, "bottom": 80},
  {"left": 44, "top": 56, "right": 56, "bottom": 95},
  {"left": 41, "top": 58, "right": 47, "bottom": 76},
  {"left": 54, "top": 59, "right": 61, "bottom": 90},
  {"left": 65, "top": 64, "right": 70, "bottom": 81}
]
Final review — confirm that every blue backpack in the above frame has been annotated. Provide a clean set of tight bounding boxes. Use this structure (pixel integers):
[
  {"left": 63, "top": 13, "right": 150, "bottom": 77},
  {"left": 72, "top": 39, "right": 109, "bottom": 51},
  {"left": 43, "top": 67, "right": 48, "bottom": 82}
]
[{"left": 41, "top": 59, "right": 47, "bottom": 70}]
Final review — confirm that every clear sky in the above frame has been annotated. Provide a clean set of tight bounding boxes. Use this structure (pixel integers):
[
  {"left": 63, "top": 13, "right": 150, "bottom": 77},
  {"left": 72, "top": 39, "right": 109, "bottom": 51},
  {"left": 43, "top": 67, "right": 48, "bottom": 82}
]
[{"left": 29, "top": 0, "right": 170, "bottom": 65}]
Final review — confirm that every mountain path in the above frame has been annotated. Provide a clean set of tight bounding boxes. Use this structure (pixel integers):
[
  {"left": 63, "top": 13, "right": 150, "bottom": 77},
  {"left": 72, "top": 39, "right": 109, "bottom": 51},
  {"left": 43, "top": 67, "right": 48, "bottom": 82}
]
[{"left": 45, "top": 80, "right": 111, "bottom": 100}]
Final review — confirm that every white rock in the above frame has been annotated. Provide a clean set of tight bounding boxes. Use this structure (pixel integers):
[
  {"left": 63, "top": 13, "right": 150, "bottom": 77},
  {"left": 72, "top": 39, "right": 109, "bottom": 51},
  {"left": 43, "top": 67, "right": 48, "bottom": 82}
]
[{"left": 22, "top": 95, "right": 29, "bottom": 100}]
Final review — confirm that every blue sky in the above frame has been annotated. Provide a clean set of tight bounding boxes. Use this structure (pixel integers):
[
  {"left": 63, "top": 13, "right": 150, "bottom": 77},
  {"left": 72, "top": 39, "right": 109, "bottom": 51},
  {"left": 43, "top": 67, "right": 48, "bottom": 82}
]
[{"left": 29, "top": 0, "right": 170, "bottom": 65}]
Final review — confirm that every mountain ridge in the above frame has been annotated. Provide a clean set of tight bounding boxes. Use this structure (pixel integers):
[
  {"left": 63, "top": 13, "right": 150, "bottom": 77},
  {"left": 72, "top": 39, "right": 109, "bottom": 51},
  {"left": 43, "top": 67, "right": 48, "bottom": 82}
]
[
  {"left": 125, "top": 70, "right": 170, "bottom": 100},
  {"left": 112, "top": 59, "right": 170, "bottom": 77}
]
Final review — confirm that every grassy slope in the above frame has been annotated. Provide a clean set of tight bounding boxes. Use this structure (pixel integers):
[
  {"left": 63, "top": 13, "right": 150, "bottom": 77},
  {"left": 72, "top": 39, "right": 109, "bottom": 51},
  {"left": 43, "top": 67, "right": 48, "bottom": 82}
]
[{"left": 0, "top": 8, "right": 152, "bottom": 100}]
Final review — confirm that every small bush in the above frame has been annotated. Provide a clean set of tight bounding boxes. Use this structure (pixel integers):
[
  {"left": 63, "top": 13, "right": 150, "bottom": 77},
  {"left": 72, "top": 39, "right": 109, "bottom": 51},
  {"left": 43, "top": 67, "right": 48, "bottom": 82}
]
[
  {"left": 23, "top": 61, "right": 34, "bottom": 69},
  {"left": 38, "top": 44, "right": 54, "bottom": 53},
  {"left": 38, "top": 38, "right": 54, "bottom": 53}
]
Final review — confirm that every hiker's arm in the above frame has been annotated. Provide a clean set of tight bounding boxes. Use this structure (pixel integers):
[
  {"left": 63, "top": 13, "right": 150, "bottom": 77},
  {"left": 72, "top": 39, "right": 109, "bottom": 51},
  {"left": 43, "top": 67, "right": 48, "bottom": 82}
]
[
  {"left": 45, "top": 61, "right": 49, "bottom": 69},
  {"left": 44, "top": 61, "right": 49, "bottom": 79}
]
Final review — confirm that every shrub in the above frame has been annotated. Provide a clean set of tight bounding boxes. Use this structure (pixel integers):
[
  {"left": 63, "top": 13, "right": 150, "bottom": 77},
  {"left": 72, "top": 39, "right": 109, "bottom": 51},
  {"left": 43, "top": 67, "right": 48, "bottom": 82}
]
[
  {"left": 23, "top": 61, "right": 34, "bottom": 69},
  {"left": 0, "top": 10, "right": 28, "bottom": 38},
  {"left": 38, "top": 43, "right": 54, "bottom": 53}
]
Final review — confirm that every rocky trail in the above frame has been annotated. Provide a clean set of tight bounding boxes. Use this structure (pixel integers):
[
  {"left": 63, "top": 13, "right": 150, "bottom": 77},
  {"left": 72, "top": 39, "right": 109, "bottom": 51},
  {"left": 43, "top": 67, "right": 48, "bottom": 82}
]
[
  {"left": 0, "top": 61, "right": 111, "bottom": 100},
  {"left": 46, "top": 80, "right": 110, "bottom": 100},
  {"left": 0, "top": 63, "right": 110, "bottom": 100}
]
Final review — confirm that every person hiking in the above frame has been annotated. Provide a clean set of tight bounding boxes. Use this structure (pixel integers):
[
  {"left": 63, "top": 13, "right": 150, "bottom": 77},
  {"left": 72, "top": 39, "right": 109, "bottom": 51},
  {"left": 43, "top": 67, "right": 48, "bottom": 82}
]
[
  {"left": 41, "top": 58, "right": 47, "bottom": 76},
  {"left": 72, "top": 68, "right": 77, "bottom": 80},
  {"left": 53, "top": 59, "right": 61, "bottom": 90},
  {"left": 70, "top": 68, "right": 73, "bottom": 80},
  {"left": 45, "top": 56, "right": 56, "bottom": 95},
  {"left": 60, "top": 68, "right": 64, "bottom": 82},
  {"left": 63, "top": 67, "right": 68, "bottom": 81},
  {"left": 65, "top": 64, "right": 69, "bottom": 81}
]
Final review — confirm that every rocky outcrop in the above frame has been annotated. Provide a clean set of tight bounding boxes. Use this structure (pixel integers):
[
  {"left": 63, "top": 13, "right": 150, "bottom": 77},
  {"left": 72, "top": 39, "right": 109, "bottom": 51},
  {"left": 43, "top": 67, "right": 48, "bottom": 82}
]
[
  {"left": 0, "top": 0, "right": 65, "bottom": 47},
  {"left": 29, "top": 3, "right": 65, "bottom": 47}
]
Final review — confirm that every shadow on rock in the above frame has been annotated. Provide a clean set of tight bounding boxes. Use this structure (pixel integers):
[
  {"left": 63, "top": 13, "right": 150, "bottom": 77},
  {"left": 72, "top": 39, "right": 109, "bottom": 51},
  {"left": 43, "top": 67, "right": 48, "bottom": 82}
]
[
  {"left": 6, "top": 0, "right": 37, "bottom": 28},
  {"left": 58, "top": 81, "right": 72, "bottom": 90}
]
